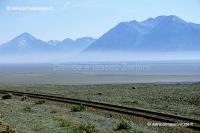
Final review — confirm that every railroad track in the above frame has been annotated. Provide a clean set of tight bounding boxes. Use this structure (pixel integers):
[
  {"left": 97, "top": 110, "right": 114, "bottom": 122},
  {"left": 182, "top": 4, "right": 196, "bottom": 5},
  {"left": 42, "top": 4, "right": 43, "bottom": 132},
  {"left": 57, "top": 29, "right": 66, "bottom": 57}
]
[{"left": 0, "top": 89, "right": 199, "bottom": 131}]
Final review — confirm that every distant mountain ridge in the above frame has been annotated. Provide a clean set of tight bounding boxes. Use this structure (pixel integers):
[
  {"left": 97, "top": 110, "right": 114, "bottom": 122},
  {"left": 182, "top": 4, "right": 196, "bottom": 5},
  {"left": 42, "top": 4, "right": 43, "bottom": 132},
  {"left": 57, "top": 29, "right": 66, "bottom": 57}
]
[
  {"left": 84, "top": 15, "right": 200, "bottom": 52},
  {"left": 0, "top": 32, "right": 96, "bottom": 54}
]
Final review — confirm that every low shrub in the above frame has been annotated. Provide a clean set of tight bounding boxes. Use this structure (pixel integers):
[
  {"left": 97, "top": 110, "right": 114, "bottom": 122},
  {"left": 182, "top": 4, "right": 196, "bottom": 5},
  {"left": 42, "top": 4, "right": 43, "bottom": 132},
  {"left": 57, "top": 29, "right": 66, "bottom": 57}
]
[
  {"left": 71, "top": 104, "right": 86, "bottom": 112},
  {"left": 21, "top": 95, "right": 27, "bottom": 101},
  {"left": 23, "top": 106, "right": 32, "bottom": 112},
  {"left": 116, "top": 119, "right": 132, "bottom": 130},
  {"left": 74, "top": 123, "right": 99, "bottom": 133},
  {"left": 132, "top": 86, "right": 136, "bottom": 89},
  {"left": 34, "top": 100, "right": 46, "bottom": 105},
  {"left": 1, "top": 93, "right": 13, "bottom": 100},
  {"left": 97, "top": 92, "right": 103, "bottom": 95},
  {"left": 0, "top": 121, "right": 9, "bottom": 132},
  {"left": 59, "top": 119, "right": 70, "bottom": 127},
  {"left": 50, "top": 110, "right": 57, "bottom": 114},
  {"left": 56, "top": 115, "right": 73, "bottom": 127}
]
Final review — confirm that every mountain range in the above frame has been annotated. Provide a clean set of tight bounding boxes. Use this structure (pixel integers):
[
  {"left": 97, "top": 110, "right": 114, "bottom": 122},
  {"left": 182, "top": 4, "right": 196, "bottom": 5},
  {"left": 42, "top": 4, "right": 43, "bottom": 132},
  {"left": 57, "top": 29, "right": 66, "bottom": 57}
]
[
  {"left": 84, "top": 15, "right": 200, "bottom": 52},
  {"left": 1, "top": 15, "right": 200, "bottom": 56},
  {"left": 0, "top": 33, "right": 96, "bottom": 54}
]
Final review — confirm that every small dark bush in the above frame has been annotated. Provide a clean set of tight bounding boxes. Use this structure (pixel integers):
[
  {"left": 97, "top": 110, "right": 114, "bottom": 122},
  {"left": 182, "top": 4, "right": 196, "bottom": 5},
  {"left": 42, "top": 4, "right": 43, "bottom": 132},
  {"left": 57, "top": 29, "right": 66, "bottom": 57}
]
[
  {"left": 132, "top": 86, "right": 136, "bottom": 89},
  {"left": 71, "top": 104, "right": 86, "bottom": 112},
  {"left": 21, "top": 95, "right": 28, "bottom": 101},
  {"left": 50, "top": 110, "right": 57, "bottom": 114},
  {"left": 97, "top": 92, "right": 103, "bottom": 95},
  {"left": 74, "top": 123, "right": 99, "bottom": 133},
  {"left": 116, "top": 119, "right": 132, "bottom": 130},
  {"left": 1, "top": 93, "right": 13, "bottom": 100},
  {"left": 34, "top": 100, "right": 46, "bottom": 104},
  {"left": 23, "top": 106, "right": 32, "bottom": 112}
]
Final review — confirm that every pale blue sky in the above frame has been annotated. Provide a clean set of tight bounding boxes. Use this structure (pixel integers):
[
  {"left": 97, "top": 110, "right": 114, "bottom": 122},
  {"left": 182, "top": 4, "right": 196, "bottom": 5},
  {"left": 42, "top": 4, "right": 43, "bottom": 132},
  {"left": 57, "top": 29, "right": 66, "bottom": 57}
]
[{"left": 0, "top": 0, "right": 200, "bottom": 43}]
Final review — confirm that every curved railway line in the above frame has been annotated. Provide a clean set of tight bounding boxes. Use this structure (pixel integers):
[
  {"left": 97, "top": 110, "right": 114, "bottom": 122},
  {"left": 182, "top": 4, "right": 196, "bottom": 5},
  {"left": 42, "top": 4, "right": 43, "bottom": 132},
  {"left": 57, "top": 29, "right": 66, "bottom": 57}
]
[{"left": 0, "top": 89, "right": 199, "bottom": 131}]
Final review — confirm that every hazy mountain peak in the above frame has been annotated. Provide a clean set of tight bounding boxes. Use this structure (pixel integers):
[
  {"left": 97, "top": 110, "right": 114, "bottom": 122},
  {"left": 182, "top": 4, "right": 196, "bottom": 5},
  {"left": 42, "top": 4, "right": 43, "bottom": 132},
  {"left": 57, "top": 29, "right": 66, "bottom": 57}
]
[
  {"left": 21, "top": 32, "right": 32, "bottom": 36},
  {"left": 62, "top": 38, "right": 74, "bottom": 43},
  {"left": 3, "top": 32, "right": 38, "bottom": 48},
  {"left": 129, "top": 20, "right": 139, "bottom": 24},
  {"left": 141, "top": 15, "right": 186, "bottom": 27},
  {"left": 15, "top": 32, "right": 35, "bottom": 41},
  {"left": 155, "top": 15, "right": 186, "bottom": 24}
]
